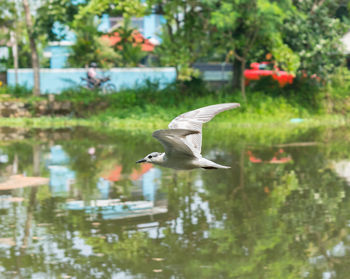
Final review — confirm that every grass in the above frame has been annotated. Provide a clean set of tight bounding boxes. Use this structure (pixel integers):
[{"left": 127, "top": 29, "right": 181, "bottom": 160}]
[
  {"left": 0, "top": 71, "right": 350, "bottom": 131},
  {"left": 0, "top": 112, "right": 347, "bottom": 132}
]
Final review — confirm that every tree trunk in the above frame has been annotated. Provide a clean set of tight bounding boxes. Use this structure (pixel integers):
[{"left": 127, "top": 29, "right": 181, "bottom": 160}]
[
  {"left": 232, "top": 57, "right": 241, "bottom": 90},
  {"left": 33, "top": 144, "right": 41, "bottom": 176},
  {"left": 232, "top": 57, "right": 246, "bottom": 101},
  {"left": 22, "top": 0, "right": 40, "bottom": 96},
  {"left": 240, "top": 59, "right": 246, "bottom": 101}
]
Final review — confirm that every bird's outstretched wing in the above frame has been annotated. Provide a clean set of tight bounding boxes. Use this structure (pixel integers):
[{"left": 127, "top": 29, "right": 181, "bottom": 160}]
[
  {"left": 168, "top": 103, "right": 240, "bottom": 154},
  {"left": 152, "top": 129, "right": 199, "bottom": 157}
]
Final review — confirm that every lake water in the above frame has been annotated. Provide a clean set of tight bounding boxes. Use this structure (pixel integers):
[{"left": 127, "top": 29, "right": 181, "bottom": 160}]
[{"left": 0, "top": 126, "right": 349, "bottom": 278}]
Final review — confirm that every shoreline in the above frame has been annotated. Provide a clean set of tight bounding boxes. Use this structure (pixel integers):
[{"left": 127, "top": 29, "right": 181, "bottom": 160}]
[{"left": 0, "top": 114, "right": 347, "bottom": 130}]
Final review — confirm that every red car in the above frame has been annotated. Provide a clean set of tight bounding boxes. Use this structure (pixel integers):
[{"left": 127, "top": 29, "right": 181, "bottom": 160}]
[{"left": 244, "top": 62, "right": 294, "bottom": 87}]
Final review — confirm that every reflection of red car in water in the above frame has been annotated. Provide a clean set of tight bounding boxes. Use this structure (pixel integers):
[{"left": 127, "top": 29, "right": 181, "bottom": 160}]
[
  {"left": 247, "top": 149, "right": 292, "bottom": 164},
  {"left": 244, "top": 62, "right": 294, "bottom": 87}
]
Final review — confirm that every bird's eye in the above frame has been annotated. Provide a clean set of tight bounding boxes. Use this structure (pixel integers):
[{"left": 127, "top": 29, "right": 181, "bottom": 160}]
[{"left": 148, "top": 155, "right": 152, "bottom": 159}]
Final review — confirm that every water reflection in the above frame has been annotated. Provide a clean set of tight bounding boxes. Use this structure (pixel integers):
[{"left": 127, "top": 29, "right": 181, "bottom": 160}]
[{"left": 0, "top": 127, "right": 349, "bottom": 278}]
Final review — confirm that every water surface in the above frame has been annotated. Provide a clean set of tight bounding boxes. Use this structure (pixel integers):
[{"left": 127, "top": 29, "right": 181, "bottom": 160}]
[{"left": 0, "top": 126, "right": 349, "bottom": 278}]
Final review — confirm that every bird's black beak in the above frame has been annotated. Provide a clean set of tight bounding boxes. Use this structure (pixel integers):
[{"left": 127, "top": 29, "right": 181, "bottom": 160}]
[{"left": 136, "top": 159, "right": 146, "bottom": 163}]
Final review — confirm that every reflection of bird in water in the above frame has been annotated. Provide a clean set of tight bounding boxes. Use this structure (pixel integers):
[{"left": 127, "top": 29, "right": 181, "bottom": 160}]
[{"left": 136, "top": 103, "right": 240, "bottom": 170}]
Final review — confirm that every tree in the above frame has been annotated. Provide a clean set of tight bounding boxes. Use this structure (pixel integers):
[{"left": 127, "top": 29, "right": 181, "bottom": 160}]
[
  {"left": 35, "top": 0, "right": 82, "bottom": 42},
  {"left": 22, "top": 0, "right": 40, "bottom": 95},
  {"left": 68, "top": 16, "right": 119, "bottom": 68},
  {"left": 0, "top": 0, "right": 17, "bottom": 82},
  {"left": 149, "top": 0, "right": 213, "bottom": 81},
  {"left": 208, "top": 0, "right": 297, "bottom": 100},
  {"left": 74, "top": 0, "right": 146, "bottom": 21},
  {"left": 282, "top": 0, "right": 349, "bottom": 83},
  {"left": 72, "top": 0, "right": 147, "bottom": 67},
  {"left": 108, "top": 20, "right": 148, "bottom": 67}
]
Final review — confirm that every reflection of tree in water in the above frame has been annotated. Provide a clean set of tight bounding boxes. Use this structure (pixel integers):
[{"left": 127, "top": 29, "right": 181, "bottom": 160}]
[
  {"left": 0, "top": 142, "right": 33, "bottom": 177},
  {"left": 198, "top": 144, "right": 350, "bottom": 278},
  {"left": 1, "top": 127, "right": 350, "bottom": 278},
  {"left": 57, "top": 142, "right": 350, "bottom": 278},
  {"left": 55, "top": 128, "right": 159, "bottom": 201}
]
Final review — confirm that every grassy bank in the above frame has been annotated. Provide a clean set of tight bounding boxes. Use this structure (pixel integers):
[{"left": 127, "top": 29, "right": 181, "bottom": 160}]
[
  {"left": 0, "top": 111, "right": 347, "bottom": 133},
  {"left": 0, "top": 73, "right": 350, "bottom": 130}
]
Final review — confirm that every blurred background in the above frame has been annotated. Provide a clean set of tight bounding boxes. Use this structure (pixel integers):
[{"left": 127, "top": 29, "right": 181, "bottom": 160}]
[
  {"left": 0, "top": 1, "right": 350, "bottom": 279},
  {"left": 0, "top": 0, "right": 349, "bottom": 97}
]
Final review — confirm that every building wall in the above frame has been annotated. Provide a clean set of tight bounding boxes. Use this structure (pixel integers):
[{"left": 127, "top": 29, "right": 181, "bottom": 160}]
[
  {"left": 47, "top": 45, "right": 72, "bottom": 69},
  {"left": 7, "top": 67, "right": 176, "bottom": 94},
  {"left": 143, "top": 14, "right": 165, "bottom": 42}
]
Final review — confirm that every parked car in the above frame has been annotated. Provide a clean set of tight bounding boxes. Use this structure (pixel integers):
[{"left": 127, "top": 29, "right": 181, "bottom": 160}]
[{"left": 244, "top": 62, "right": 294, "bottom": 87}]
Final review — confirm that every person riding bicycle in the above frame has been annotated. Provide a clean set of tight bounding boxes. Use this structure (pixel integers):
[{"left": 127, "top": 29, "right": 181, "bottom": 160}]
[
  {"left": 84, "top": 62, "right": 115, "bottom": 93},
  {"left": 87, "top": 62, "right": 101, "bottom": 88}
]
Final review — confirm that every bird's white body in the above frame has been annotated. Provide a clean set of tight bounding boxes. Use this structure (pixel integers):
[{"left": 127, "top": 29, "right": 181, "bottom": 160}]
[
  {"left": 150, "top": 153, "right": 230, "bottom": 170},
  {"left": 136, "top": 103, "right": 240, "bottom": 170}
]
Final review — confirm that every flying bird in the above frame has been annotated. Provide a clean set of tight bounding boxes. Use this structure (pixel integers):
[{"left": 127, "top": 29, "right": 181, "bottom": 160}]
[{"left": 136, "top": 103, "right": 240, "bottom": 170}]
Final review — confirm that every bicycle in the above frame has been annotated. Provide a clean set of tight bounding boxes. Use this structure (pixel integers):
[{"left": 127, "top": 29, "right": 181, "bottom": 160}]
[{"left": 80, "top": 75, "right": 117, "bottom": 95}]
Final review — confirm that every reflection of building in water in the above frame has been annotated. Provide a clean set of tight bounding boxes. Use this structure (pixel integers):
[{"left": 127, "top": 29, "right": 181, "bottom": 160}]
[
  {"left": 141, "top": 168, "right": 161, "bottom": 202},
  {"left": 102, "top": 163, "right": 162, "bottom": 202},
  {"left": 130, "top": 164, "right": 161, "bottom": 202},
  {"left": 97, "top": 178, "right": 110, "bottom": 199},
  {"left": 66, "top": 199, "right": 167, "bottom": 220},
  {"left": 0, "top": 149, "right": 8, "bottom": 164},
  {"left": 45, "top": 145, "right": 165, "bottom": 219},
  {"left": 333, "top": 160, "right": 350, "bottom": 184},
  {"left": 44, "top": 145, "right": 164, "bottom": 218},
  {"left": 67, "top": 163, "right": 165, "bottom": 220},
  {"left": 46, "top": 145, "right": 163, "bottom": 201},
  {"left": 46, "top": 145, "right": 75, "bottom": 197},
  {"left": 0, "top": 148, "right": 11, "bottom": 179}
]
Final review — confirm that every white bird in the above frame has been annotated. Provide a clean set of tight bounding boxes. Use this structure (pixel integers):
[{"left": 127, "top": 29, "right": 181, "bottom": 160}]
[{"left": 136, "top": 103, "right": 240, "bottom": 170}]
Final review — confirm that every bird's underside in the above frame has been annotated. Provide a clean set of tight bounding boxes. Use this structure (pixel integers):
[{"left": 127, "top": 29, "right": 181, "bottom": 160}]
[{"left": 157, "top": 153, "right": 231, "bottom": 170}]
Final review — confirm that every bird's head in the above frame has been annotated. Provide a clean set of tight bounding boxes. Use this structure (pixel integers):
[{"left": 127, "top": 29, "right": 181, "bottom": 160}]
[{"left": 136, "top": 152, "right": 163, "bottom": 164}]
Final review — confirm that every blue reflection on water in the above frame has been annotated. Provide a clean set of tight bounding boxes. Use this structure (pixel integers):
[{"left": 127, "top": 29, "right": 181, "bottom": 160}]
[
  {"left": 46, "top": 145, "right": 165, "bottom": 220},
  {"left": 47, "top": 146, "right": 75, "bottom": 197}
]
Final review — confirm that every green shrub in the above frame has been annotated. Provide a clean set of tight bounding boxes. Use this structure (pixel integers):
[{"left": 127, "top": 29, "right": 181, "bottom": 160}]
[
  {"left": 3, "top": 73, "right": 350, "bottom": 123},
  {"left": 52, "top": 77, "right": 326, "bottom": 121},
  {"left": 0, "top": 85, "right": 32, "bottom": 97}
]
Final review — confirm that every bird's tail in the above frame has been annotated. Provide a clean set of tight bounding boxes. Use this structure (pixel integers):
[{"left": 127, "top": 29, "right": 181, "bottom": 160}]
[{"left": 201, "top": 158, "right": 231, "bottom": 169}]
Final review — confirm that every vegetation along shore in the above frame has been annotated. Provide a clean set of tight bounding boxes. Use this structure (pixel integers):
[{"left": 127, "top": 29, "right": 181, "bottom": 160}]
[{"left": 1, "top": 70, "right": 350, "bottom": 130}]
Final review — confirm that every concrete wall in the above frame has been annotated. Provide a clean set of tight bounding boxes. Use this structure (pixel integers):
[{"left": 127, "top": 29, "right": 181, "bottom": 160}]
[
  {"left": 47, "top": 45, "right": 72, "bottom": 69},
  {"left": 7, "top": 67, "right": 176, "bottom": 94}
]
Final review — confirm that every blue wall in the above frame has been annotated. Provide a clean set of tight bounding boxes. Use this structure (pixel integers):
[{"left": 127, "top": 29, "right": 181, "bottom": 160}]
[
  {"left": 98, "top": 14, "right": 111, "bottom": 33},
  {"left": 48, "top": 45, "right": 71, "bottom": 69},
  {"left": 143, "top": 14, "right": 165, "bottom": 42},
  {"left": 7, "top": 68, "right": 176, "bottom": 94}
]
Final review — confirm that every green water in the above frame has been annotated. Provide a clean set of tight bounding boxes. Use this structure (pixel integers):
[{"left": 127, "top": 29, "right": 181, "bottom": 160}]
[{"left": 0, "top": 126, "right": 349, "bottom": 279}]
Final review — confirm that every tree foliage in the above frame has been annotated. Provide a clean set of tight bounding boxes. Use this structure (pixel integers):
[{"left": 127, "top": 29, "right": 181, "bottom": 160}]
[
  {"left": 149, "top": 0, "right": 349, "bottom": 94},
  {"left": 70, "top": 0, "right": 148, "bottom": 68},
  {"left": 1, "top": 0, "right": 349, "bottom": 96},
  {"left": 149, "top": 0, "right": 213, "bottom": 81},
  {"left": 0, "top": 0, "right": 16, "bottom": 29},
  {"left": 104, "top": 19, "right": 148, "bottom": 67},
  {"left": 74, "top": 0, "right": 146, "bottom": 24},
  {"left": 68, "top": 16, "right": 119, "bottom": 68},
  {"left": 282, "top": 0, "right": 349, "bottom": 82},
  {"left": 208, "top": 0, "right": 297, "bottom": 97}
]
